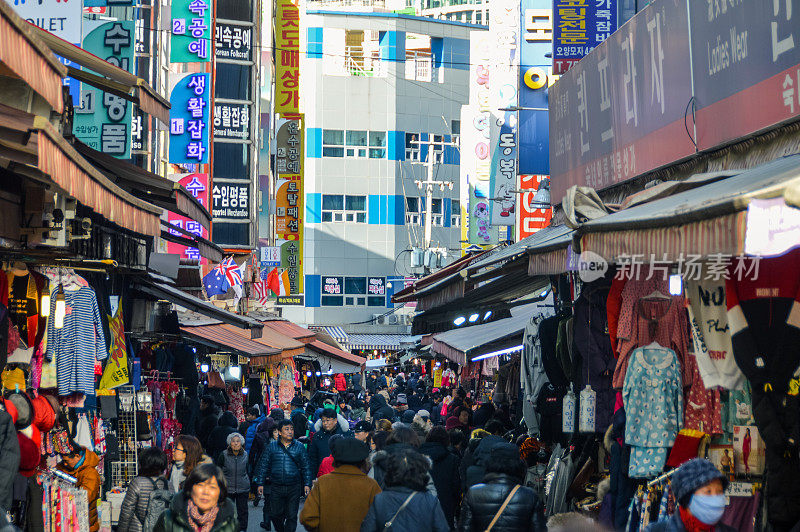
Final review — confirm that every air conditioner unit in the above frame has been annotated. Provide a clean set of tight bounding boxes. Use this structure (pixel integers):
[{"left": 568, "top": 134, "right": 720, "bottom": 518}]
[
  {"left": 386, "top": 315, "right": 399, "bottom": 325},
  {"left": 373, "top": 314, "right": 387, "bottom": 325}
]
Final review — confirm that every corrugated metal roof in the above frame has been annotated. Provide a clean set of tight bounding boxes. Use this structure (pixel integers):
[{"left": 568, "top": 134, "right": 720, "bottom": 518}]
[
  {"left": 222, "top": 324, "right": 304, "bottom": 352},
  {"left": 262, "top": 320, "right": 316, "bottom": 342},
  {"left": 343, "top": 334, "right": 408, "bottom": 350},
  {"left": 309, "top": 326, "right": 348, "bottom": 342},
  {"left": 307, "top": 340, "right": 366, "bottom": 366},
  {"left": 180, "top": 325, "right": 279, "bottom": 357}
]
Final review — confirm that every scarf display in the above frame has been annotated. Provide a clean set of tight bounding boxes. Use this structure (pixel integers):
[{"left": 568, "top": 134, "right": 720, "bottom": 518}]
[{"left": 187, "top": 500, "right": 219, "bottom": 532}]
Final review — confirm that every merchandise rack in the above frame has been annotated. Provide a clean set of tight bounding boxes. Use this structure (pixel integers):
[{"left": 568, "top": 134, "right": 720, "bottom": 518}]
[{"left": 110, "top": 385, "right": 137, "bottom": 487}]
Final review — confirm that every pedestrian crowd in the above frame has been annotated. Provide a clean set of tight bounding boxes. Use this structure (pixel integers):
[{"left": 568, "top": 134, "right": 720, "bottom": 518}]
[{"left": 55, "top": 370, "right": 730, "bottom": 532}]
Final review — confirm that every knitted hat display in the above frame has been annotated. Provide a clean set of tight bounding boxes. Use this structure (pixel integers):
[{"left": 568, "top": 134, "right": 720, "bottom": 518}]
[
  {"left": 31, "top": 394, "right": 56, "bottom": 432},
  {"left": 17, "top": 432, "right": 40, "bottom": 477},
  {"left": 4, "top": 391, "right": 33, "bottom": 430},
  {"left": 671, "top": 458, "right": 729, "bottom": 506}
]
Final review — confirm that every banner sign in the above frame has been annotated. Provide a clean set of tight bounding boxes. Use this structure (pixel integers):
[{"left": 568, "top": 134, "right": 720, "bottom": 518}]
[
  {"left": 211, "top": 184, "right": 250, "bottom": 219},
  {"left": 260, "top": 246, "right": 281, "bottom": 269},
  {"left": 549, "top": 0, "right": 694, "bottom": 203},
  {"left": 488, "top": 0, "right": 520, "bottom": 226},
  {"left": 368, "top": 277, "right": 386, "bottom": 296},
  {"left": 171, "top": 0, "right": 211, "bottom": 63},
  {"left": 322, "top": 276, "right": 344, "bottom": 295},
  {"left": 169, "top": 73, "right": 210, "bottom": 164},
  {"left": 275, "top": 0, "right": 300, "bottom": 115},
  {"left": 166, "top": 173, "right": 209, "bottom": 263},
  {"left": 519, "top": 1, "right": 553, "bottom": 177},
  {"left": 213, "top": 103, "right": 250, "bottom": 140},
  {"left": 74, "top": 21, "right": 135, "bottom": 159},
  {"left": 689, "top": 0, "right": 800, "bottom": 151},
  {"left": 215, "top": 23, "right": 253, "bottom": 61},
  {"left": 275, "top": 118, "right": 305, "bottom": 303},
  {"left": 552, "top": 0, "right": 617, "bottom": 75},
  {"left": 463, "top": 32, "right": 497, "bottom": 245},
  {"left": 517, "top": 174, "right": 553, "bottom": 240}
]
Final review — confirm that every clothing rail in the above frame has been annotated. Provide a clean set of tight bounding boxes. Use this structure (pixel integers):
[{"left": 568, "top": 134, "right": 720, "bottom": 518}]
[{"left": 647, "top": 468, "right": 678, "bottom": 488}]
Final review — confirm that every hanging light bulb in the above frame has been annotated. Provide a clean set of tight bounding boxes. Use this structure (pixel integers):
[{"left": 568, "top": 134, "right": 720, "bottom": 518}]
[
  {"left": 41, "top": 293, "right": 51, "bottom": 318},
  {"left": 54, "top": 285, "right": 66, "bottom": 329},
  {"left": 229, "top": 365, "right": 241, "bottom": 379},
  {"left": 201, "top": 363, "right": 210, "bottom": 373},
  {"left": 241, "top": 387, "right": 249, "bottom": 395}
]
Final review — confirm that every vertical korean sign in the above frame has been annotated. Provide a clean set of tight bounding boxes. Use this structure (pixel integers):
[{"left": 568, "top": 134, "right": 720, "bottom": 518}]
[
  {"left": 462, "top": 32, "right": 497, "bottom": 246},
  {"left": 169, "top": 73, "right": 210, "bottom": 164},
  {"left": 552, "top": 0, "right": 617, "bottom": 75},
  {"left": 517, "top": 175, "right": 553, "bottom": 239},
  {"left": 275, "top": 0, "right": 300, "bottom": 115},
  {"left": 166, "top": 173, "right": 210, "bottom": 263},
  {"left": 274, "top": 118, "right": 304, "bottom": 306},
  {"left": 73, "top": 22, "right": 135, "bottom": 158},
  {"left": 171, "top": 0, "right": 212, "bottom": 63},
  {"left": 489, "top": 0, "right": 520, "bottom": 227}
]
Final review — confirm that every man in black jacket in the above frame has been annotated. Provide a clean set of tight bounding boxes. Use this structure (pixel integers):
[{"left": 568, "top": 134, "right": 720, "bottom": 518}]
[
  {"left": 308, "top": 409, "right": 347, "bottom": 477},
  {"left": 254, "top": 420, "right": 312, "bottom": 532},
  {"left": 196, "top": 394, "right": 220, "bottom": 449},
  {"left": 459, "top": 443, "right": 546, "bottom": 532}
]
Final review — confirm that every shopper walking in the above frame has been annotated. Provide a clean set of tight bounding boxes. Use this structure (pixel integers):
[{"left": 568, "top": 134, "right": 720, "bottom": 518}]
[
  {"left": 197, "top": 395, "right": 221, "bottom": 450},
  {"left": 419, "top": 426, "right": 462, "bottom": 529},
  {"left": 207, "top": 411, "right": 239, "bottom": 463},
  {"left": 170, "top": 435, "right": 213, "bottom": 493},
  {"left": 299, "top": 438, "right": 381, "bottom": 532},
  {"left": 118, "top": 446, "right": 171, "bottom": 532},
  {"left": 458, "top": 443, "right": 546, "bottom": 532},
  {"left": 216, "top": 433, "right": 250, "bottom": 532},
  {"left": 309, "top": 408, "right": 347, "bottom": 477},
  {"left": 248, "top": 419, "right": 279, "bottom": 530},
  {"left": 154, "top": 463, "right": 238, "bottom": 532},
  {"left": 361, "top": 447, "right": 449, "bottom": 532},
  {"left": 253, "top": 420, "right": 312, "bottom": 532}
]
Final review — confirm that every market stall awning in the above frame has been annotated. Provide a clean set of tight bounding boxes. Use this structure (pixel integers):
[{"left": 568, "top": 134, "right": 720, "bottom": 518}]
[
  {"left": 430, "top": 302, "right": 547, "bottom": 365},
  {"left": 578, "top": 154, "right": 800, "bottom": 262},
  {"left": 392, "top": 252, "right": 487, "bottom": 303},
  {"left": 248, "top": 325, "right": 305, "bottom": 358},
  {"left": 0, "top": 103, "right": 162, "bottom": 238},
  {"left": 309, "top": 326, "right": 348, "bottom": 343},
  {"left": 262, "top": 320, "right": 317, "bottom": 343},
  {"left": 136, "top": 278, "right": 264, "bottom": 336},
  {"left": 298, "top": 340, "right": 366, "bottom": 373},
  {"left": 343, "top": 333, "right": 408, "bottom": 351},
  {"left": 27, "top": 23, "right": 170, "bottom": 123},
  {"left": 0, "top": 0, "right": 67, "bottom": 113},
  {"left": 75, "top": 141, "right": 210, "bottom": 230},
  {"left": 180, "top": 324, "right": 279, "bottom": 358}
]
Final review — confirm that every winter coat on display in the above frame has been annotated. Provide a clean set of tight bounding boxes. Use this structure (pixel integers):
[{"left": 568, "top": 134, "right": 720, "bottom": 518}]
[
  {"left": 57, "top": 449, "right": 102, "bottom": 532},
  {"left": 458, "top": 473, "right": 546, "bottom": 532},
  {"left": 206, "top": 412, "right": 238, "bottom": 461},
  {"left": 539, "top": 314, "right": 570, "bottom": 389},
  {"left": 299, "top": 464, "right": 381, "bottom": 532},
  {"left": 197, "top": 403, "right": 220, "bottom": 449},
  {"left": 521, "top": 313, "right": 552, "bottom": 437},
  {"left": 153, "top": 492, "right": 238, "bottom": 532},
  {"left": 308, "top": 424, "right": 347, "bottom": 477},
  {"left": 253, "top": 439, "right": 312, "bottom": 487},
  {"left": 0, "top": 409, "right": 19, "bottom": 512},
  {"left": 644, "top": 510, "right": 736, "bottom": 532},
  {"left": 573, "top": 281, "right": 616, "bottom": 432},
  {"left": 216, "top": 448, "right": 250, "bottom": 494},
  {"left": 360, "top": 487, "right": 450, "bottom": 532},
  {"left": 419, "top": 441, "right": 461, "bottom": 528},
  {"left": 117, "top": 476, "right": 171, "bottom": 532}
]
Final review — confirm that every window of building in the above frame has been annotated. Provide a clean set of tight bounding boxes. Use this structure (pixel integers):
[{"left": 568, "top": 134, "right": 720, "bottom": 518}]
[
  {"left": 345, "top": 296, "right": 367, "bottom": 306},
  {"left": 321, "top": 296, "right": 343, "bottom": 306},
  {"left": 451, "top": 199, "right": 461, "bottom": 227},
  {"left": 368, "top": 296, "right": 386, "bottom": 307},
  {"left": 476, "top": 11, "right": 482, "bottom": 24},
  {"left": 405, "top": 197, "right": 421, "bottom": 225},
  {"left": 406, "top": 33, "right": 432, "bottom": 82},
  {"left": 322, "top": 130, "right": 344, "bottom": 157},
  {"left": 322, "top": 130, "right": 386, "bottom": 158},
  {"left": 405, "top": 133, "right": 420, "bottom": 161},
  {"left": 432, "top": 134, "right": 444, "bottom": 163},
  {"left": 321, "top": 194, "right": 367, "bottom": 223},
  {"left": 431, "top": 198, "right": 443, "bottom": 226},
  {"left": 345, "top": 277, "right": 367, "bottom": 294},
  {"left": 451, "top": 120, "right": 460, "bottom": 147}
]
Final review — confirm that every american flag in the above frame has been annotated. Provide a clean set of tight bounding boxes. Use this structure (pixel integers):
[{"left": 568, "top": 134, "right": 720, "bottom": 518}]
[{"left": 252, "top": 278, "right": 270, "bottom": 305}]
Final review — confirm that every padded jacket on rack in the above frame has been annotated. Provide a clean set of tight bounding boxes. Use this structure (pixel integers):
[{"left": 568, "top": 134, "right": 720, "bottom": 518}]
[
  {"left": 458, "top": 473, "right": 546, "bottom": 532},
  {"left": 117, "top": 476, "right": 170, "bottom": 532}
]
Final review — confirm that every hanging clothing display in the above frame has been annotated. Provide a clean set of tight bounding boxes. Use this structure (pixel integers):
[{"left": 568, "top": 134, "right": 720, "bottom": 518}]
[
  {"left": 521, "top": 313, "right": 551, "bottom": 436},
  {"left": 6, "top": 269, "right": 48, "bottom": 349},
  {"left": 685, "top": 277, "right": 744, "bottom": 390},
  {"left": 682, "top": 352, "right": 722, "bottom": 434},
  {"left": 622, "top": 345, "right": 683, "bottom": 478},
  {"left": 45, "top": 285, "right": 107, "bottom": 397}
]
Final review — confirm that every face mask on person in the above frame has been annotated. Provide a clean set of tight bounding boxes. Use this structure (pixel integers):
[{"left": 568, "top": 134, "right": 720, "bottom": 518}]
[{"left": 689, "top": 494, "right": 727, "bottom": 525}]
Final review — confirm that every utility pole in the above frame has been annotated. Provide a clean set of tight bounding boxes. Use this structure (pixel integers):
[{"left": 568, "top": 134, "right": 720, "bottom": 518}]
[{"left": 410, "top": 136, "right": 457, "bottom": 250}]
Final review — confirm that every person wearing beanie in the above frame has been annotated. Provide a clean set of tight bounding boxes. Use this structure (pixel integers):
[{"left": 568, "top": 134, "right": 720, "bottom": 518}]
[
  {"left": 216, "top": 432, "right": 250, "bottom": 531},
  {"left": 300, "top": 438, "right": 380, "bottom": 532},
  {"left": 645, "top": 459, "right": 735, "bottom": 531}
]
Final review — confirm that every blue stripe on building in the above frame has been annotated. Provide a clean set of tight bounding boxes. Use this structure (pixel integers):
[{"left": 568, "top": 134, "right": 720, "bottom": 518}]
[
  {"left": 307, "top": 27, "right": 323, "bottom": 58},
  {"left": 444, "top": 197, "right": 452, "bottom": 228},
  {"left": 307, "top": 128, "right": 322, "bottom": 158},
  {"left": 306, "top": 275, "right": 321, "bottom": 307},
  {"left": 388, "top": 130, "right": 404, "bottom": 161},
  {"left": 379, "top": 31, "right": 405, "bottom": 62},
  {"left": 368, "top": 195, "right": 380, "bottom": 224},
  {"left": 307, "top": 192, "right": 322, "bottom": 223}
]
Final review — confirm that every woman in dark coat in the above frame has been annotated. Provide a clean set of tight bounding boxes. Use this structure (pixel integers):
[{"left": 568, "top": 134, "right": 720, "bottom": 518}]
[
  {"left": 361, "top": 448, "right": 450, "bottom": 532},
  {"left": 155, "top": 463, "right": 238, "bottom": 532},
  {"left": 419, "top": 427, "right": 461, "bottom": 529},
  {"left": 117, "top": 447, "right": 170, "bottom": 532},
  {"left": 206, "top": 412, "right": 238, "bottom": 461},
  {"left": 459, "top": 443, "right": 546, "bottom": 532}
]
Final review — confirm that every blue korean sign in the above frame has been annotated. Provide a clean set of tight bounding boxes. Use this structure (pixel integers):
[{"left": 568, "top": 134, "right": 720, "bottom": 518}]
[
  {"left": 73, "top": 21, "right": 135, "bottom": 159},
  {"left": 169, "top": 73, "right": 210, "bottom": 164},
  {"left": 553, "top": 0, "right": 617, "bottom": 75},
  {"left": 519, "top": 0, "right": 552, "bottom": 175}
]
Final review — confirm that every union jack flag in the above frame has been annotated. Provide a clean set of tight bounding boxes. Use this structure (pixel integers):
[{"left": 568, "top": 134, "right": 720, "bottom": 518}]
[{"left": 216, "top": 257, "right": 242, "bottom": 288}]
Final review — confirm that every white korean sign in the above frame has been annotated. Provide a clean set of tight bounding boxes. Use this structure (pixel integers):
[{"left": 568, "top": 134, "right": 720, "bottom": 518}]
[{"left": 12, "top": 0, "right": 82, "bottom": 44}]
